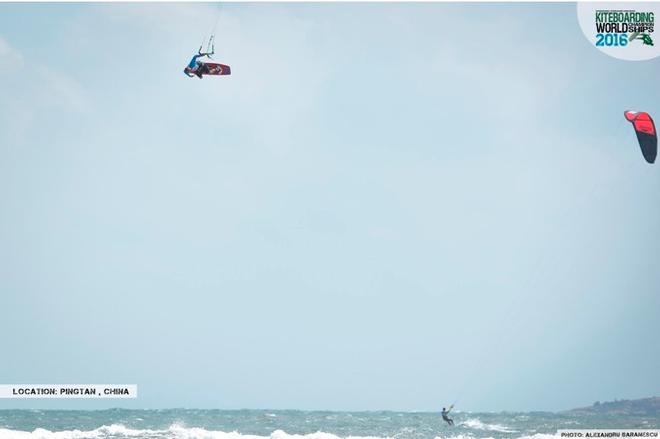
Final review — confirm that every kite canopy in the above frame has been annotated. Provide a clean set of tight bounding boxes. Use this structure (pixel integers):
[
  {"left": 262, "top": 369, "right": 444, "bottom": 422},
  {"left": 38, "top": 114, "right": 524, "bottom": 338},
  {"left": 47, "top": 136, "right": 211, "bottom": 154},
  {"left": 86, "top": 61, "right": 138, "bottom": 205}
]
[{"left": 624, "top": 110, "right": 657, "bottom": 164}]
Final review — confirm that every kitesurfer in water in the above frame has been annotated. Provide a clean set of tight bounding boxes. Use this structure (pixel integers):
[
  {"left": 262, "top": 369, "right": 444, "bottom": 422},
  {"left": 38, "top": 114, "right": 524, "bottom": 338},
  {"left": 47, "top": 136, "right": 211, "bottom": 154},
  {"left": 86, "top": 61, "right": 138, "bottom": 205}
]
[
  {"left": 184, "top": 49, "right": 213, "bottom": 78},
  {"left": 442, "top": 406, "right": 454, "bottom": 426}
]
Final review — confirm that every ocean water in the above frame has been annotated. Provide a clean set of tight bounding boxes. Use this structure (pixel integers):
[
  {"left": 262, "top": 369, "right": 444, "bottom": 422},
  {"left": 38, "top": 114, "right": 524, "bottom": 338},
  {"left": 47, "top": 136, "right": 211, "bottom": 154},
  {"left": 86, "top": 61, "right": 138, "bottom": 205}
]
[{"left": 0, "top": 409, "right": 658, "bottom": 439}]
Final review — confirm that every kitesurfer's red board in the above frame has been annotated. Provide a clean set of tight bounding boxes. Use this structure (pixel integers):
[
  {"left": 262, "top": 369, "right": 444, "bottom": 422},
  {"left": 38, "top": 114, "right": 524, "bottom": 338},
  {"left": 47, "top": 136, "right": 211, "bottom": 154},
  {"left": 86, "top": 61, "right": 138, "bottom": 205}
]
[{"left": 203, "top": 63, "right": 231, "bottom": 76}]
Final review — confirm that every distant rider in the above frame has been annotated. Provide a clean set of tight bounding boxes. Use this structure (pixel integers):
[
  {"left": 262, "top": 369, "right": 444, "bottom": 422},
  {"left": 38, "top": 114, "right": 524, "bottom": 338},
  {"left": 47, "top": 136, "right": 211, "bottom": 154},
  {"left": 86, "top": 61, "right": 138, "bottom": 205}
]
[
  {"left": 184, "top": 49, "right": 212, "bottom": 78},
  {"left": 442, "top": 406, "right": 454, "bottom": 426}
]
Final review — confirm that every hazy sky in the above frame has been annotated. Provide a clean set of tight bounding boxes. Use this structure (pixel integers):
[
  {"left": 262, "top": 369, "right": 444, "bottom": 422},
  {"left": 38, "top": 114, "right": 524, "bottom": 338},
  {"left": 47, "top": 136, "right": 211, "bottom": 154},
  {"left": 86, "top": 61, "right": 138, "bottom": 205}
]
[{"left": 1, "top": 2, "right": 659, "bottom": 412}]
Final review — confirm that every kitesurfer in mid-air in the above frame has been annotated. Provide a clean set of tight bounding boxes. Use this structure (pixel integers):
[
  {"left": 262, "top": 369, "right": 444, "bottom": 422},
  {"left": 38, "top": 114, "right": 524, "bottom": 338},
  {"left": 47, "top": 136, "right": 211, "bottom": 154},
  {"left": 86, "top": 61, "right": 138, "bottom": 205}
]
[
  {"left": 442, "top": 406, "right": 454, "bottom": 426},
  {"left": 184, "top": 49, "right": 213, "bottom": 78}
]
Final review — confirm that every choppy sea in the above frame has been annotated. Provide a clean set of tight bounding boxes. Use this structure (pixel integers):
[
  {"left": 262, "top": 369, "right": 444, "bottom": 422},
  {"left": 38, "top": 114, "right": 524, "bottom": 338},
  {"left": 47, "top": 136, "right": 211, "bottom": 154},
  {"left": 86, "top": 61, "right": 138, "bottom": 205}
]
[{"left": 1, "top": 409, "right": 658, "bottom": 439}]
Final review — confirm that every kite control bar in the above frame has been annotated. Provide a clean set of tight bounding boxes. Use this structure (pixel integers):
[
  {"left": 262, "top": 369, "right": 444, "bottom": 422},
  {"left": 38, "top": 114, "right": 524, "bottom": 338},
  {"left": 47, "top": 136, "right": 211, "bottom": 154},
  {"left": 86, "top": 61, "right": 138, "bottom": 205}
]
[{"left": 198, "top": 35, "right": 215, "bottom": 58}]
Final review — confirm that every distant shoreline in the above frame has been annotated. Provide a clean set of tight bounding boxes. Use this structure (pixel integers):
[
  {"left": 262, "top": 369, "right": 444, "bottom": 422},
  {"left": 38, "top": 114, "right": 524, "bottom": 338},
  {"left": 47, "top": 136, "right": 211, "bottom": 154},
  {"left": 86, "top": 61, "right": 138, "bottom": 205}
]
[
  {"left": 567, "top": 397, "right": 660, "bottom": 416},
  {"left": 0, "top": 397, "right": 658, "bottom": 414}
]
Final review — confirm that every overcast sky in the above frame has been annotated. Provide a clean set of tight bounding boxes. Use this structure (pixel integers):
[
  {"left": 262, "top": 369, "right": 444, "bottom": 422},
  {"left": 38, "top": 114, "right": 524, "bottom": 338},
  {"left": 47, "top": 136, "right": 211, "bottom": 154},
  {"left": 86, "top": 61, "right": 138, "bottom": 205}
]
[{"left": 1, "top": 2, "right": 659, "bottom": 412}]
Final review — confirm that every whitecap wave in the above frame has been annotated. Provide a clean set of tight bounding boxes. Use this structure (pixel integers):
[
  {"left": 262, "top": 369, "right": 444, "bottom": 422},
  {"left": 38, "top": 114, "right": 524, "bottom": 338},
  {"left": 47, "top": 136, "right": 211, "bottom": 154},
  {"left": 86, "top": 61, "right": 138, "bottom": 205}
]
[
  {"left": 515, "top": 435, "right": 559, "bottom": 439},
  {"left": 460, "top": 418, "right": 517, "bottom": 433},
  {"left": 0, "top": 426, "right": 393, "bottom": 439},
  {"left": 0, "top": 424, "right": 161, "bottom": 439},
  {"left": 0, "top": 426, "right": 565, "bottom": 439}
]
